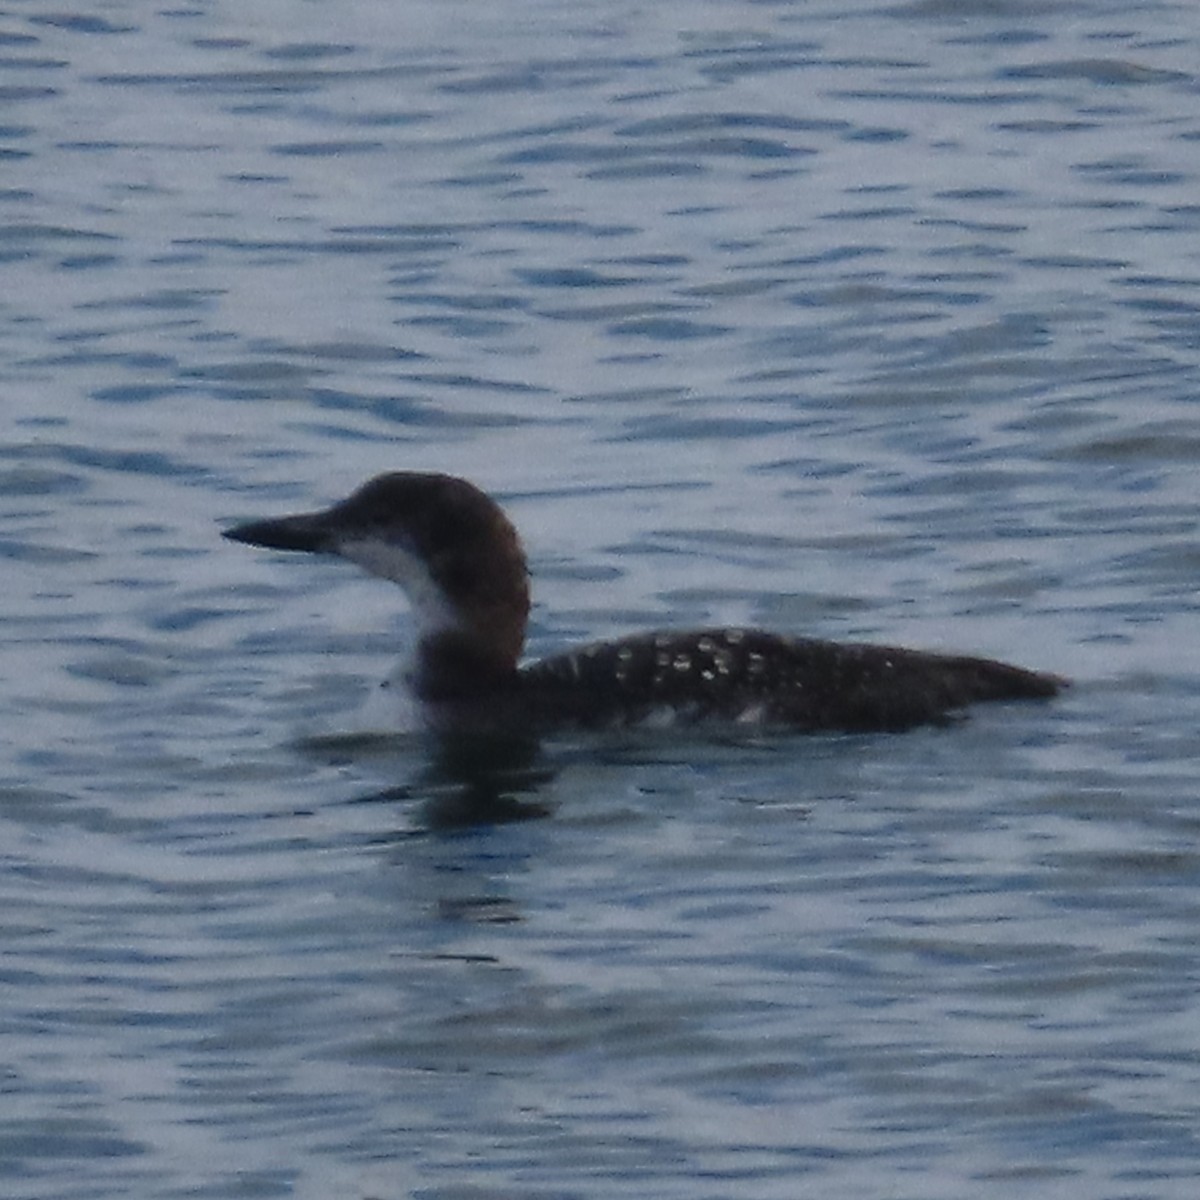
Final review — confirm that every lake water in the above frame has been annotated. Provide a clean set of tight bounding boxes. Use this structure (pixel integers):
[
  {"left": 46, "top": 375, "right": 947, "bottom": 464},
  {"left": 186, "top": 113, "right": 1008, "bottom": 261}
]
[{"left": 3, "top": 1, "right": 1200, "bottom": 1197}]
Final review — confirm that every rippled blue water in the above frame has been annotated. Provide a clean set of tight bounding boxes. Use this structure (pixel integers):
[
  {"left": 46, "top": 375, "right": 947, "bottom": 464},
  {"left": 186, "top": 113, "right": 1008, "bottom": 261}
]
[{"left": 4, "top": 1, "right": 1200, "bottom": 1197}]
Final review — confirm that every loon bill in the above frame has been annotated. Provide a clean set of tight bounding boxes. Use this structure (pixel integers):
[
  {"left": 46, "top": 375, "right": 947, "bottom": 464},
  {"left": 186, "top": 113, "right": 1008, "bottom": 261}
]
[{"left": 223, "top": 472, "right": 1066, "bottom": 735}]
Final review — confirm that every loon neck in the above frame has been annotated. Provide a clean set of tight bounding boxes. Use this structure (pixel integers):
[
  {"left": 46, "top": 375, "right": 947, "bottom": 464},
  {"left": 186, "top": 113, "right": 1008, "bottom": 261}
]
[
  {"left": 413, "top": 628, "right": 520, "bottom": 702},
  {"left": 328, "top": 475, "right": 532, "bottom": 695}
]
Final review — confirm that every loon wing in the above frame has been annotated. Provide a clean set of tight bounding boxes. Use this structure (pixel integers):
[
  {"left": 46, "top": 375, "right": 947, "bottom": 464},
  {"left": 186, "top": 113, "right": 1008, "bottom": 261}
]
[{"left": 519, "top": 628, "right": 1064, "bottom": 732}]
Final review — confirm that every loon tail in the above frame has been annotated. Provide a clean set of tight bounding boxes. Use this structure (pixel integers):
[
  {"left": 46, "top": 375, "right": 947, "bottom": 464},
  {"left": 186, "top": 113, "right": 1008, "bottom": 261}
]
[
  {"left": 859, "top": 648, "right": 1065, "bottom": 732},
  {"left": 933, "top": 652, "right": 1065, "bottom": 703}
]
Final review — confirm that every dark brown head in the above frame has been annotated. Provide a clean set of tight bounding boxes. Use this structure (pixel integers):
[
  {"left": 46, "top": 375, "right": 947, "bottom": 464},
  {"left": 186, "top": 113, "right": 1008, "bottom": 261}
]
[{"left": 224, "top": 473, "right": 531, "bottom": 677}]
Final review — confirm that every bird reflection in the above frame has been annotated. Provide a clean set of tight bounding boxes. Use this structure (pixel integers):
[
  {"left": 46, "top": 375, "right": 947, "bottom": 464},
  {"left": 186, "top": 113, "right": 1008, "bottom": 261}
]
[
  {"left": 302, "top": 730, "right": 555, "bottom": 829},
  {"left": 417, "top": 733, "right": 554, "bottom": 828}
]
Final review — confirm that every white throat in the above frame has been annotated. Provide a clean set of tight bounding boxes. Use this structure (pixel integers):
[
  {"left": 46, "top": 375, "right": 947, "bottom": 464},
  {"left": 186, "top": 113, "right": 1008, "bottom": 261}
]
[
  {"left": 337, "top": 536, "right": 461, "bottom": 643},
  {"left": 336, "top": 536, "right": 459, "bottom": 730}
]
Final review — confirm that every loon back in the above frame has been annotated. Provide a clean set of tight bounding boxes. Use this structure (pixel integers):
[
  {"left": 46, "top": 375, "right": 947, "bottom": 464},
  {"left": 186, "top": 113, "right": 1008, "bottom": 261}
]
[
  {"left": 520, "top": 628, "right": 1061, "bottom": 733},
  {"left": 223, "top": 472, "right": 1066, "bottom": 735}
]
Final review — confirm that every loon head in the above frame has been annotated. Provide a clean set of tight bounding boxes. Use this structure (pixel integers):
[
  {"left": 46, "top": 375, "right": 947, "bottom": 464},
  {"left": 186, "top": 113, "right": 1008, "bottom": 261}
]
[{"left": 223, "top": 472, "right": 530, "bottom": 698}]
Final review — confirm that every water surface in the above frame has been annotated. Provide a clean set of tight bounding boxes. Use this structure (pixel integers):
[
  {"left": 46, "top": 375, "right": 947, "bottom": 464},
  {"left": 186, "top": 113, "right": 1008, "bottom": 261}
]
[{"left": 3, "top": 1, "right": 1200, "bottom": 1197}]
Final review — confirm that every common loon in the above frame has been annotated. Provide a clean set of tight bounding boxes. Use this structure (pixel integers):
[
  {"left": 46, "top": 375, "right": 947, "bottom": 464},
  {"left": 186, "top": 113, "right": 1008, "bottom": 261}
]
[{"left": 224, "top": 472, "right": 1065, "bottom": 735}]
